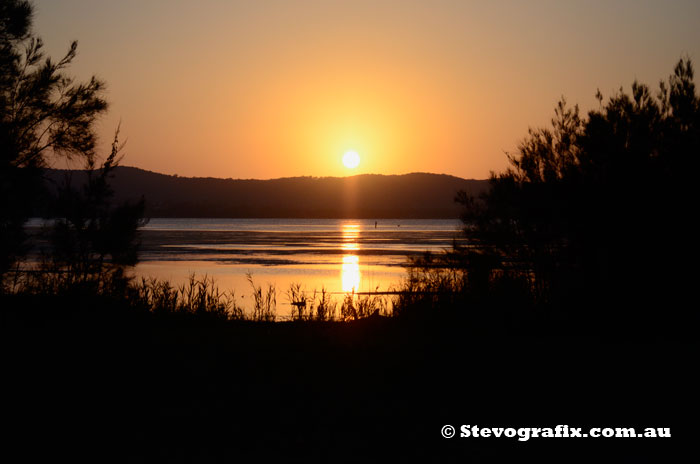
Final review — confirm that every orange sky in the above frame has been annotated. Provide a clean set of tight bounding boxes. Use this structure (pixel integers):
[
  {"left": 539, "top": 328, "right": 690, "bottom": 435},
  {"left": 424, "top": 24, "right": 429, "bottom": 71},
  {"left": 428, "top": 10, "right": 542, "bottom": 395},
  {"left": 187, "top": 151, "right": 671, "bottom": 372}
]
[{"left": 34, "top": 0, "right": 700, "bottom": 179}]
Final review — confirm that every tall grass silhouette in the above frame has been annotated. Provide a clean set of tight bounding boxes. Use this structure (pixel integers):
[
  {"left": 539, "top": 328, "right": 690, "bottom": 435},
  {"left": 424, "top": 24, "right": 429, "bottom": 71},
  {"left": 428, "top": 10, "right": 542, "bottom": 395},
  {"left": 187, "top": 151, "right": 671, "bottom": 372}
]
[
  {"left": 134, "top": 274, "right": 244, "bottom": 321},
  {"left": 247, "top": 272, "right": 277, "bottom": 322}
]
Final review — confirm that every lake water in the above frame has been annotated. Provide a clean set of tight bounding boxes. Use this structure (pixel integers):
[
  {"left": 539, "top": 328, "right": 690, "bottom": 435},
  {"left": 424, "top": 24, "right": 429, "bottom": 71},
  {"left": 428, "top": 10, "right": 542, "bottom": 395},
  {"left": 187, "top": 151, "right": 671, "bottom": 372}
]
[
  {"left": 25, "top": 218, "right": 464, "bottom": 316},
  {"left": 134, "top": 218, "right": 464, "bottom": 316}
]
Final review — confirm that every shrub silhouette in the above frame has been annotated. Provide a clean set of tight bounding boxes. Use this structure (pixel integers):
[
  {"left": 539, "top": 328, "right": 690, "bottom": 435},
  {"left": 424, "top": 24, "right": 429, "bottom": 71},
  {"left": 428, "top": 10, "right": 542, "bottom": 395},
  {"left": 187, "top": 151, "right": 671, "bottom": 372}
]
[
  {"left": 42, "top": 129, "right": 146, "bottom": 293},
  {"left": 454, "top": 59, "right": 698, "bottom": 333}
]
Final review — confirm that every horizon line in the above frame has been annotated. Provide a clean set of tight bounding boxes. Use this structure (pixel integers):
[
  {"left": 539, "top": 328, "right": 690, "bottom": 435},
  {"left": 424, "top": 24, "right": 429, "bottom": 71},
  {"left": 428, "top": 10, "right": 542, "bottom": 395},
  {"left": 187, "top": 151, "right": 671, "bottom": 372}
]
[{"left": 46, "top": 165, "right": 488, "bottom": 182}]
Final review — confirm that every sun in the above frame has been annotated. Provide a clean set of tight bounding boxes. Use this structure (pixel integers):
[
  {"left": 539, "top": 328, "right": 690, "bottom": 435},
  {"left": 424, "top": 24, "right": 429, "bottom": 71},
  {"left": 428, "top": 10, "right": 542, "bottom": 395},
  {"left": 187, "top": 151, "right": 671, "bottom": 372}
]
[{"left": 342, "top": 150, "right": 360, "bottom": 169}]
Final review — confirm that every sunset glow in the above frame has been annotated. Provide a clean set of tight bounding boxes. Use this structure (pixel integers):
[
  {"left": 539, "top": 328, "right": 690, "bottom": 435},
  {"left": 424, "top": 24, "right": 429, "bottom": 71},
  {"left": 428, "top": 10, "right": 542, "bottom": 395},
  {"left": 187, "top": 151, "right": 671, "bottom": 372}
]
[{"left": 31, "top": 0, "right": 700, "bottom": 180}]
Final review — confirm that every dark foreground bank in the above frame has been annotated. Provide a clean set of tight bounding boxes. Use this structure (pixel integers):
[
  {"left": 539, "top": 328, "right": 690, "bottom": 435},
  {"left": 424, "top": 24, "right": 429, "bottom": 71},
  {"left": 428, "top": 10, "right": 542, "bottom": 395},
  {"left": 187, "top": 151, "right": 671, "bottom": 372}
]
[{"left": 2, "top": 294, "right": 695, "bottom": 463}]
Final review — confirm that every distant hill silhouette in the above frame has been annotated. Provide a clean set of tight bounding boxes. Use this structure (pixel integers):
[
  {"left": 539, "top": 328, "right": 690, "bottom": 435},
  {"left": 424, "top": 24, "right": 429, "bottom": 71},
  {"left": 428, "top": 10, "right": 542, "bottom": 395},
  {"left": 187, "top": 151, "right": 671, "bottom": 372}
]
[{"left": 42, "top": 167, "right": 488, "bottom": 218}]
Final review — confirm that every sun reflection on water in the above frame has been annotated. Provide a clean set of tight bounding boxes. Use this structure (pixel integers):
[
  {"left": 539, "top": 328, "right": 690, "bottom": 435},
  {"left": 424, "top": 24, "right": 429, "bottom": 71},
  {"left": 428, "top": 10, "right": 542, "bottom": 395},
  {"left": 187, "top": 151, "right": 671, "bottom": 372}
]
[
  {"left": 341, "top": 223, "right": 361, "bottom": 292},
  {"left": 342, "top": 255, "right": 360, "bottom": 293}
]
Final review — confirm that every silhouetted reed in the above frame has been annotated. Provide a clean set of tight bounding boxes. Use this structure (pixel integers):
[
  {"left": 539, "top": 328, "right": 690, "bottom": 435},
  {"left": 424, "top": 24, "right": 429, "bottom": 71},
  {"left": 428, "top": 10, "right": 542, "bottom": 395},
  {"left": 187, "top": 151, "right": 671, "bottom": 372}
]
[
  {"left": 287, "top": 284, "right": 342, "bottom": 321},
  {"left": 134, "top": 274, "right": 244, "bottom": 321},
  {"left": 8, "top": 255, "right": 527, "bottom": 326},
  {"left": 247, "top": 272, "right": 276, "bottom": 322},
  {"left": 287, "top": 282, "right": 308, "bottom": 321},
  {"left": 340, "top": 289, "right": 390, "bottom": 321},
  {"left": 311, "top": 287, "right": 337, "bottom": 321},
  {"left": 11, "top": 262, "right": 132, "bottom": 300},
  {"left": 391, "top": 252, "right": 467, "bottom": 319}
]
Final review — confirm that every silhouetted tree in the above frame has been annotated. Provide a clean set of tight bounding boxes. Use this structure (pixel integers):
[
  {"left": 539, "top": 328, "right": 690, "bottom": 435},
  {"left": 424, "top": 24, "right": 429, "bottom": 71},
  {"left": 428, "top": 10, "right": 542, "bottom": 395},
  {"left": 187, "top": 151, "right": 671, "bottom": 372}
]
[
  {"left": 457, "top": 59, "right": 699, "bottom": 332},
  {"left": 1, "top": 0, "right": 109, "bottom": 283},
  {"left": 1, "top": 0, "right": 145, "bottom": 291}
]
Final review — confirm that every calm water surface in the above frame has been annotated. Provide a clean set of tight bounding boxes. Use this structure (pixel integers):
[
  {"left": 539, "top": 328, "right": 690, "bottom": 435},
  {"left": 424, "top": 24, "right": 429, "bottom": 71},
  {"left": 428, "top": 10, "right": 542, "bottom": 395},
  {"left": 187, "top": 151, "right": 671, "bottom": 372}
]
[{"left": 59, "top": 218, "right": 464, "bottom": 316}]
